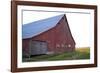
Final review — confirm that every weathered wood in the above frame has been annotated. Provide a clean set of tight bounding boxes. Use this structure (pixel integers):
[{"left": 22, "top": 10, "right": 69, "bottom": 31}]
[{"left": 30, "top": 41, "right": 48, "bottom": 55}]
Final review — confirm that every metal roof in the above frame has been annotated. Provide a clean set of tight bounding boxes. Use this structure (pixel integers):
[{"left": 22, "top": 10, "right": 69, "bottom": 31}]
[{"left": 22, "top": 14, "right": 64, "bottom": 39}]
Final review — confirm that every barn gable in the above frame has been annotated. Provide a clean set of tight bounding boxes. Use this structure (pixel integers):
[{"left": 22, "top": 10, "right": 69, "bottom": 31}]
[
  {"left": 22, "top": 14, "right": 64, "bottom": 39},
  {"left": 62, "top": 15, "right": 76, "bottom": 45}
]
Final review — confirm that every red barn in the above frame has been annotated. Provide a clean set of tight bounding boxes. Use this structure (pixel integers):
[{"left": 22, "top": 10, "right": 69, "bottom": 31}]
[{"left": 22, "top": 14, "right": 76, "bottom": 57}]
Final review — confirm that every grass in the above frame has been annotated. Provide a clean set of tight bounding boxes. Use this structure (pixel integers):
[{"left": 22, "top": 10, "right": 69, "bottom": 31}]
[{"left": 22, "top": 47, "right": 90, "bottom": 62}]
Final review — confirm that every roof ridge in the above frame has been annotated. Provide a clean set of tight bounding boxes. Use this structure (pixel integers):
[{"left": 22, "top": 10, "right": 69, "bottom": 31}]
[{"left": 23, "top": 14, "right": 65, "bottom": 26}]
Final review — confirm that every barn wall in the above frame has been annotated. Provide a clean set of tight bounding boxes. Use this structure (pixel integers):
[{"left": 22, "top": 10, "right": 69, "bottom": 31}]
[
  {"left": 22, "top": 39, "right": 30, "bottom": 57},
  {"left": 29, "top": 15, "right": 75, "bottom": 54},
  {"left": 54, "top": 15, "right": 75, "bottom": 53}
]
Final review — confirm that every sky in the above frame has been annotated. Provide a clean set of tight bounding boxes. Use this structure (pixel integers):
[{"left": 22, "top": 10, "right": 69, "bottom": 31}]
[{"left": 20, "top": 6, "right": 94, "bottom": 48}]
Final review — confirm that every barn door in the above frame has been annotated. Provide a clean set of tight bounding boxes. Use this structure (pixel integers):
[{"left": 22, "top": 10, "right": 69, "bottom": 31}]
[{"left": 30, "top": 41, "right": 48, "bottom": 55}]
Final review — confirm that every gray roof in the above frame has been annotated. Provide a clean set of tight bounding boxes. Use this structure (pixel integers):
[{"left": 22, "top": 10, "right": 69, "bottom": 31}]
[{"left": 22, "top": 14, "right": 64, "bottom": 39}]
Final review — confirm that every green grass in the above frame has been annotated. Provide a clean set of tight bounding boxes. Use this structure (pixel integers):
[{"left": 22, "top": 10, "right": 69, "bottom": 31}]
[{"left": 22, "top": 47, "right": 90, "bottom": 62}]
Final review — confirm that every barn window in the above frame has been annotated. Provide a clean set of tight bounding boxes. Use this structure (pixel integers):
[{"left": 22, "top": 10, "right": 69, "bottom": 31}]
[
  {"left": 68, "top": 44, "right": 71, "bottom": 47},
  {"left": 56, "top": 44, "right": 60, "bottom": 47}
]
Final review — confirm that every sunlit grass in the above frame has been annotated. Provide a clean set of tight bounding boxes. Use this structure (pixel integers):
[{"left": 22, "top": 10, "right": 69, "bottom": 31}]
[
  {"left": 22, "top": 47, "right": 90, "bottom": 62},
  {"left": 76, "top": 47, "right": 90, "bottom": 53}
]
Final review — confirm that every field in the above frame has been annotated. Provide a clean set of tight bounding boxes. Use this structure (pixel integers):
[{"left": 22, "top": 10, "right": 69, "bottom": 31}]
[{"left": 22, "top": 47, "right": 90, "bottom": 62}]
